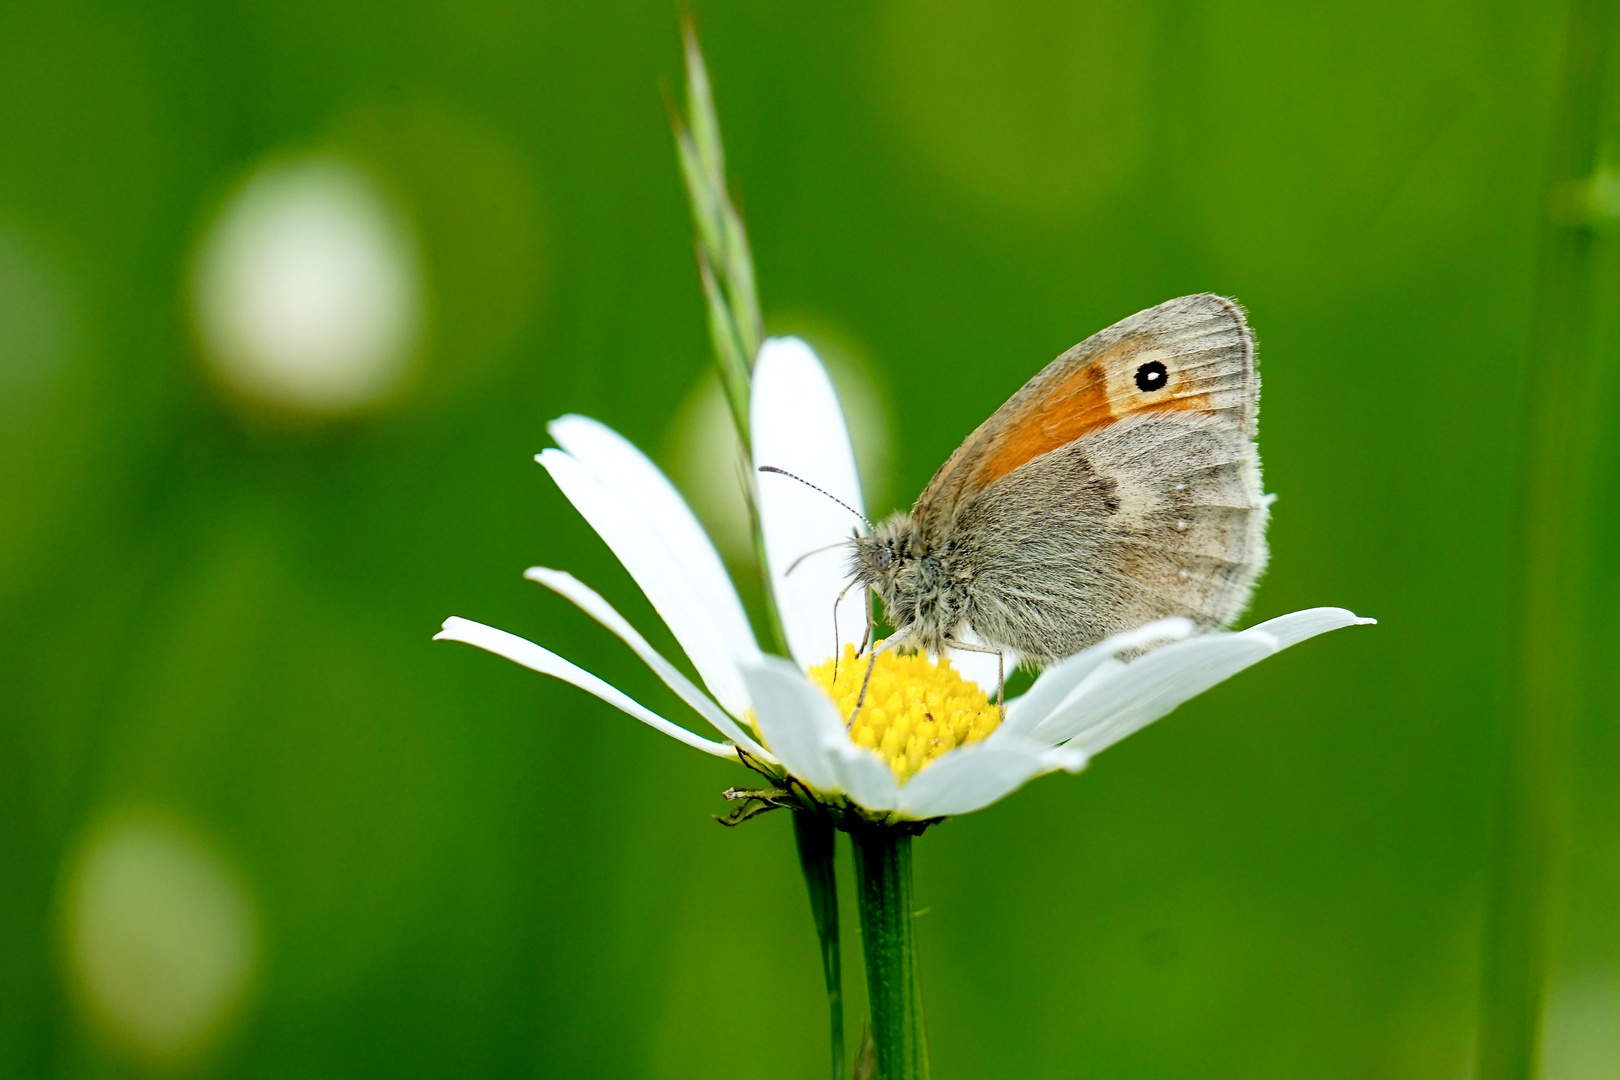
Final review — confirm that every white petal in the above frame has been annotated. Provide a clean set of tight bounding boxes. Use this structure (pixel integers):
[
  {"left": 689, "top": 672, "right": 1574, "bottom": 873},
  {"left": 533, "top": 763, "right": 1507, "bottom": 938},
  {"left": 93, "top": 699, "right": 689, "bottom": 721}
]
[
  {"left": 548, "top": 414, "right": 761, "bottom": 666},
  {"left": 1027, "top": 632, "right": 1273, "bottom": 752},
  {"left": 1002, "top": 617, "right": 1195, "bottom": 739},
  {"left": 1048, "top": 632, "right": 1279, "bottom": 754},
  {"left": 738, "top": 658, "right": 901, "bottom": 812},
  {"left": 540, "top": 448, "right": 752, "bottom": 717},
  {"left": 1246, "top": 606, "right": 1376, "bottom": 647},
  {"left": 523, "top": 567, "right": 773, "bottom": 761},
  {"left": 826, "top": 740, "right": 901, "bottom": 813},
  {"left": 896, "top": 739, "right": 1086, "bottom": 819},
  {"left": 751, "top": 337, "right": 867, "bottom": 670},
  {"left": 739, "top": 657, "right": 846, "bottom": 793},
  {"left": 1029, "top": 607, "right": 1373, "bottom": 754},
  {"left": 434, "top": 617, "right": 736, "bottom": 758}
]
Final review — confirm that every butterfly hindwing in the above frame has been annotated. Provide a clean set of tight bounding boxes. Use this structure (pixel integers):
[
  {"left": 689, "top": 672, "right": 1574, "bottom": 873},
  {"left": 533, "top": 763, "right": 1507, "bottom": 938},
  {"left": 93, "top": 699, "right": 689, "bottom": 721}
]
[{"left": 947, "top": 411, "right": 1267, "bottom": 661}]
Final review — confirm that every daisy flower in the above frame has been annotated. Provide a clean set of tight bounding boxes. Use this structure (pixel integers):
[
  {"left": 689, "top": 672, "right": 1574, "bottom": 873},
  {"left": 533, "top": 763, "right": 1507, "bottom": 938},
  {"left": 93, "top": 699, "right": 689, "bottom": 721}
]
[{"left": 437, "top": 338, "right": 1373, "bottom": 824}]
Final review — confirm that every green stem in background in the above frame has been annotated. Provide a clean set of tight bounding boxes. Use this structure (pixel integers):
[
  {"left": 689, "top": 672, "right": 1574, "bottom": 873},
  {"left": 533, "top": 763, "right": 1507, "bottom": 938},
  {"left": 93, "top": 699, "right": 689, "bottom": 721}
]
[
  {"left": 673, "top": 26, "right": 844, "bottom": 1077},
  {"left": 795, "top": 812, "right": 846, "bottom": 1080},
  {"left": 852, "top": 827, "right": 930, "bottom": 1080},
  {"left": 674, "top": 23, "right": 764, "bottom": 445},
  {"left": 673, "top": 20, "right": 785, "bottom": 654},
  {"left": 1477, "top": 0, "right": 1615, "bottom": 1077}
]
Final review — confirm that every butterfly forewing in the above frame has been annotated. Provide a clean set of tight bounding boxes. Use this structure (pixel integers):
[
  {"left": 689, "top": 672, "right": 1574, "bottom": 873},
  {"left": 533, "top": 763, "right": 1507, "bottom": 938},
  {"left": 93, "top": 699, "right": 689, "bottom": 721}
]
[
  {"left": 913, "top": 294, "right": 1267, "bottom": 662},
  {"left": 915, "top": 294, "right": 1255, "bottom": 533}
]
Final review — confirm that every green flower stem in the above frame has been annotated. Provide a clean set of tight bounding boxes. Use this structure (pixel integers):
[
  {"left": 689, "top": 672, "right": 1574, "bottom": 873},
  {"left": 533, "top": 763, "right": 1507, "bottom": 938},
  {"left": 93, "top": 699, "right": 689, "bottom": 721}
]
[
  {"left": 795, "top": 812, "right": 846, "bottom": 1080},
  {"left": 1478, "top": 0, "right": 1615, "bottom": 1076},
  {"left": 852, "top": 826, "right": 930, "bottom": 1080}
]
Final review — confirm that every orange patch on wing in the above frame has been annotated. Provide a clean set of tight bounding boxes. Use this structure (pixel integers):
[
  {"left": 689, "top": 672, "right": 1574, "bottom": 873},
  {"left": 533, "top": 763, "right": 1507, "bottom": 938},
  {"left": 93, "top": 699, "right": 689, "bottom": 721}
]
[
  {"left": 967, "top": 343, "right": 1214, "bottom": 490},
  {"left": 969, "top": 358, "right": 1114, "bottom": 490}
]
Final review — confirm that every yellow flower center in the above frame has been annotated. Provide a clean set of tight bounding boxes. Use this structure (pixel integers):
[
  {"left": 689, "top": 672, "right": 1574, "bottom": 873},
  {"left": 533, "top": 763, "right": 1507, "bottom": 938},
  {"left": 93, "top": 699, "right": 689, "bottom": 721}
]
[{"left": 807, "top": 644, "right": 1001, "bottom": 785}]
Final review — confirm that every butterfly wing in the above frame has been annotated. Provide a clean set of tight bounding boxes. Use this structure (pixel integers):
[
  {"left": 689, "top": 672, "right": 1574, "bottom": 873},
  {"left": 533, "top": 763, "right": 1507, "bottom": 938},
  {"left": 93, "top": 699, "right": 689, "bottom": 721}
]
[{"left": 916, "top": 294, "right": 1267, "bottom": 661}]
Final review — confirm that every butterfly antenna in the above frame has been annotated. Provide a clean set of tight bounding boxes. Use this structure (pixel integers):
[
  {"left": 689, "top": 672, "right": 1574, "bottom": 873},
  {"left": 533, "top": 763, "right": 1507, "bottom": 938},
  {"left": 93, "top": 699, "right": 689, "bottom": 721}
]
[{"left": 758, "top": 466, "right": 873, "bottom": 529}]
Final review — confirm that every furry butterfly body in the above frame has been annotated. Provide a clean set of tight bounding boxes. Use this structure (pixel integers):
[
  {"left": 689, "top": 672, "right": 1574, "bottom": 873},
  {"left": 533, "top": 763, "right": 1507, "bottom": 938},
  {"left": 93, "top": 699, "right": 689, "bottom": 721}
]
[{"left": 851, "top": 294, "right": 1269, "bottom": 667}]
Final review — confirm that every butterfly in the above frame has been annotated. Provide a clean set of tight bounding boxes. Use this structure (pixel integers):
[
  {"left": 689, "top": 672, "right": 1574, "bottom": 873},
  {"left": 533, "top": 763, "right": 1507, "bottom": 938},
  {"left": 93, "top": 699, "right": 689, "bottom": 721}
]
[{"left": 847, "top": 293, "right": 1269, "bottom": 677}]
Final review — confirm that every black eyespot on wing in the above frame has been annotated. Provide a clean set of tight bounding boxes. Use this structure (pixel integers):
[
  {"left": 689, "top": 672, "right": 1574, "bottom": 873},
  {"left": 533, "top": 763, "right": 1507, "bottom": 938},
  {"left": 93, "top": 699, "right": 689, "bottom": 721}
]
[{"left": 1134, "top": 360, "right": 1168, "bottom": 393}]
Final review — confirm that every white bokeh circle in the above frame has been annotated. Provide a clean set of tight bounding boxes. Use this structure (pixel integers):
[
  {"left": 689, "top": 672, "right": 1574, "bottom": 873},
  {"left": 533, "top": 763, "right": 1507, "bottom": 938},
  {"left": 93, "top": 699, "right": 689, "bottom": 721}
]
[
  {"left": 192, "top": 154, "right": 423, "bottom": 415},
  {"left": 60, "top": 809, "right": 259, "bottom": 1067}
]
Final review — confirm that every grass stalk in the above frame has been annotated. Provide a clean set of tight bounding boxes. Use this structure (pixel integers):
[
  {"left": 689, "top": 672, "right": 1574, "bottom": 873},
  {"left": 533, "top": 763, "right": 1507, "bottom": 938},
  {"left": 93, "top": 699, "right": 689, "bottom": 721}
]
[
  {"left": 1477, "top": 1, "right": 1615, "bottom": 1076},
  {"left": 673, "top": 25, "right": 845, "bottom": 1077}
]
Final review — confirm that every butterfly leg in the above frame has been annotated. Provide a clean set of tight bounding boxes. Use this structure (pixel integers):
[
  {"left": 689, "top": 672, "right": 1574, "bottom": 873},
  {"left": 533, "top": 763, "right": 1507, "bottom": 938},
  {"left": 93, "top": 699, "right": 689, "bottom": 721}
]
[
  {"left": 849, "top": 627, "right": 911, "bottom": 728},
  {"left": 984, "top": 650, "right": 997, "bottom": 718},
  {"left": 857, "top": 586, "right": 874, "bottom": 658},
  {"left": 830, "top": 577, "right": 861, "bottom": 682},
  {"left": 943, "top": 637, "right": 1007, "bottom": 721}
]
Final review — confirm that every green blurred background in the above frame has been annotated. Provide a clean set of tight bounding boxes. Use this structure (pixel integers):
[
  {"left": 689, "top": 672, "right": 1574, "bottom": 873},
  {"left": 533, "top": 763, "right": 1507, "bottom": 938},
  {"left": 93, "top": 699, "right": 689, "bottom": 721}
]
[{"left": 3, "top": 1, "right": 1618, "bottom": 1077}]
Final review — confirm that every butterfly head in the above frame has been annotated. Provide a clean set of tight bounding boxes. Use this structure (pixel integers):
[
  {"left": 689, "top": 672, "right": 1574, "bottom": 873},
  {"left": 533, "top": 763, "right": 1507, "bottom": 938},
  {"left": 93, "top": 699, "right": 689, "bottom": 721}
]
[{"left": 850, "top": 511, "right": 916, "bottom": 601}]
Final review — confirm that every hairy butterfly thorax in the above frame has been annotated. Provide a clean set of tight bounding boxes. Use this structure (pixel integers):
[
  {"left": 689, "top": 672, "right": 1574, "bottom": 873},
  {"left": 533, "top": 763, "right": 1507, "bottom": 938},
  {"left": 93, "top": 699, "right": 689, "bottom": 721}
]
[{"left": 850, "top": 515, "right": 974, "bottom": 656}]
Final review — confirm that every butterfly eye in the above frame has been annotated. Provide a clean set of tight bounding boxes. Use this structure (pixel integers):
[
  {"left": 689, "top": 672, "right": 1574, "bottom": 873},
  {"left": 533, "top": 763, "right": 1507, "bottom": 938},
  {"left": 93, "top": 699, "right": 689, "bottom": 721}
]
[{"left": 1134, "top": 360, "right": 1169, "bottom": 393}]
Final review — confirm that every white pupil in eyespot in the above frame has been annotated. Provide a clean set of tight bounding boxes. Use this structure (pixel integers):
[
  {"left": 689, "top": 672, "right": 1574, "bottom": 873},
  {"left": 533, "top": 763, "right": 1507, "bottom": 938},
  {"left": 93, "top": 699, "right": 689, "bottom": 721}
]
[{"left": 1134, "top": 361, "right": 1168, "bottom": 392}]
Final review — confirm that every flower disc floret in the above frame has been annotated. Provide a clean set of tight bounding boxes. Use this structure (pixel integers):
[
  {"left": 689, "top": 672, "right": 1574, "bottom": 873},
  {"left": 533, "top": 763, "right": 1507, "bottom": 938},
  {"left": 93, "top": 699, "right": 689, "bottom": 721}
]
[{"left": 808, "top": 644, "right": 1001, "bottom": 784}]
